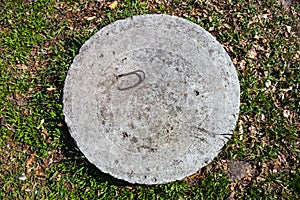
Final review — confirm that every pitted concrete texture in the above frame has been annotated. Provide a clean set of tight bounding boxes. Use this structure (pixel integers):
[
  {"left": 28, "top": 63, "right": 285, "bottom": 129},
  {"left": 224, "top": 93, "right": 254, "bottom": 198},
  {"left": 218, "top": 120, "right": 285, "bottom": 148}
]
[{"left": 63, "top": 14, "right": 240, "bottom": 184}]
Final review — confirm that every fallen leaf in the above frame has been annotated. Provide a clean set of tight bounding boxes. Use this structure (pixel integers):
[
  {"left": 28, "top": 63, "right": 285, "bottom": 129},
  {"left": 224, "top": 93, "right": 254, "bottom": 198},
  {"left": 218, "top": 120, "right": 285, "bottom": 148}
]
[
  {"left": 69, "top": 25, "right": 74, "bottom": 30},
  {"left": 283, "top": 110, "right": 290, "bottom": 118},
  {"left": 249, "top": 126, "right": 257, "bottom": 134},
  {"left": 286, "top": 25, "right": 291, "bottom": 33},
  {"left": 239, "top": 60, "right": 246, "bottom": 70},
  {"left": 261, "top": 113, "right": 265, "bottom": 121},
  {"left": 280, "top": 0, "right": 291, "bottom": 9},
  {"left": 12, "top": 91, "right": 19, "bottom": 100},
  {"left": 259, "top": 13, "right": 270, "bottom": 19},
  {"left": 85, "top": 16, "right": 96, "bottom": 21},
  {"left": 248, "top": 47, "right": 257, "bottom": 59},
  {"left": 227, "top": 190, "right": 236, "bottom": 200},
  {"left": 16, "top": 175, "right": 27, "bottom": 181},
  {"left": 109, "top": 1, "right": 118, "bottom": 10},
  {"left": 26, "top": 154, "right": 35, "bottom": 167},
  {"left": 265, "top": 80, "right": 272, "bottom": 88},
  {"left": 16, "top": 64, "right": 28, "bottom": 70},
  {"left": 223, "top": 23, "right": 231, "bottom": 29},
  {"left": 41, "top": 129, "right": 48, "bottom": 135},
  {"left": 46, "top": 86, "right": 56, "bottom": 91}
]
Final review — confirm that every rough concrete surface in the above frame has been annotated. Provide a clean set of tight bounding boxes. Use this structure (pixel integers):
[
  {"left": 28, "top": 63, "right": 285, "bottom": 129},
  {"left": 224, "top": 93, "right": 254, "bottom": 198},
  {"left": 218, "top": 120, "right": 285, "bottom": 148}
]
[{"left": 63, "top": 14, "right": 240, "bottom": 184}]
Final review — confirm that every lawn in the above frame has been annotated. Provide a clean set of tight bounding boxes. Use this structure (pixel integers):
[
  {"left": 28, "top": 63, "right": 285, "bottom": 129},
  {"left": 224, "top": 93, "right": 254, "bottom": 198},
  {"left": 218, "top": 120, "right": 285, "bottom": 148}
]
[{"left": 0, "top": 0, "right": 299, "bottom": 199}]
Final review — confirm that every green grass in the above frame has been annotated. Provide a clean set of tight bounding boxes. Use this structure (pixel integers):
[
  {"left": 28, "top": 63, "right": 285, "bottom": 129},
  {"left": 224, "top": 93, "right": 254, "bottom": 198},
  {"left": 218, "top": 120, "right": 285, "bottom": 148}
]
[{"left": 0, "top": 0, "right": 299, "bottom": 199}]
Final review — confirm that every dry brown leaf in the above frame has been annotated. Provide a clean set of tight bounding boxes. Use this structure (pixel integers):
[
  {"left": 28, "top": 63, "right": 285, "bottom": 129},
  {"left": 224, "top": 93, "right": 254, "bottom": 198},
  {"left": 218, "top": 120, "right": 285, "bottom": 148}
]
[
  {"left": 208, "top": 16, "right": 212, "bottom": 22},
  {"left": 239, "top": 60, "right": 246, "bottom": 70},
  {"left": 261, "top": 113, "right": 265, "bottom": 121},
  {"left": 283, "top": 110, "right": 290, "bottom": 118},
  {"left": 286, "top": 25, "right": 291, "bottom": 33},
  {"left": 41, "top": 129, "right": 48, "bottom": 135},
  {"left": 259, "top": 13, "right": 271, "bottom": 19},
  {"left": 17, "top": 175, "right": 27, "bottom": 181},
  {"left": 223, "top": 23, "right": 231, "bottom": 29},
  {"left": 109, "top": 1, "right": 118, "bottom": 10},
  {"left": 16, "top": 64, "right": 28, "bottom": 70},
  {"left": 25, "top": 154, "right": 35, "bottom": 174},
  {"left": 12, "top": 91, "right": 19, "bottom": 100},
  {"left": 227, "top": 190, "right": 236, "bottom": 200},
  {"left": 265, "top": 80, "right": 272, "bottom": 88},
  {"left": 46, "top": 86, "right": 56, "bottom": 91},
  {"left": 26, "top": 154, "right": 35, "bottom": 167},
  {"left": 249, "top": 126, "right": 257, "bottom": 134},
  {"left": 248, "top": 47, "right": 257, "bottom": 59},
  {"left": 85, "top": 16, "right": 96, "bottom": 21},
  {"left": 280, "top": 0, "right": 292, "bottom": 9}
]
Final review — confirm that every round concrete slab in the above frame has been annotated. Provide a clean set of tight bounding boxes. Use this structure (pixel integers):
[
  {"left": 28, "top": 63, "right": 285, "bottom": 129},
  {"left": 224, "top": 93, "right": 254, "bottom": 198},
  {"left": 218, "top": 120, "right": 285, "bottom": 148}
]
[{"left": 63, "top": 14, "right": 240, "bottom": 184}]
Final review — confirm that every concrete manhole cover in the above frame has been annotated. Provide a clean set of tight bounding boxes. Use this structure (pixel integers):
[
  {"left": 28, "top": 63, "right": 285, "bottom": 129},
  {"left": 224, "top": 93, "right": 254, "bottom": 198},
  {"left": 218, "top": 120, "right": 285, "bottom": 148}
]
[{"left": 63, "top": 14, "right": 240, "bottom": 184}]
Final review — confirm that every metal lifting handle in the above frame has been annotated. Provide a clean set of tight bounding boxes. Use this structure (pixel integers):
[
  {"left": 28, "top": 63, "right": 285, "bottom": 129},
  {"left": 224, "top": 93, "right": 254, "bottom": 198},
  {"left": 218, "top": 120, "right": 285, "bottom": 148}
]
[{"left": 117, "top": 70, "right": 145, "bottom": 91}]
